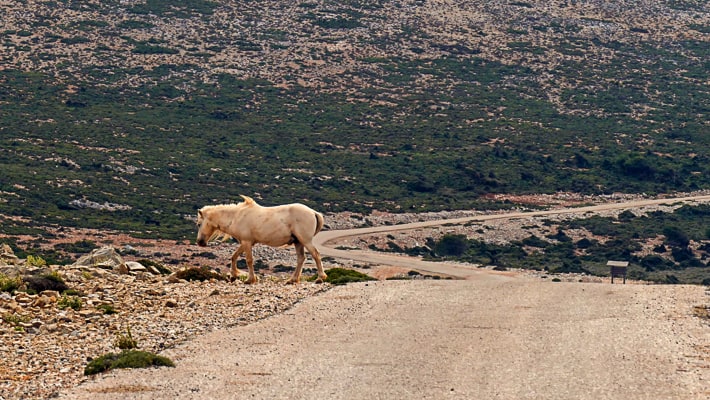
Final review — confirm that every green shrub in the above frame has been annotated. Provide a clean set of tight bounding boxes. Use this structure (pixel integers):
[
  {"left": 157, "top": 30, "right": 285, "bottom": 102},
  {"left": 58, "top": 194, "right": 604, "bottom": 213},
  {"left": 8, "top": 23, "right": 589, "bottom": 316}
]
[
  {"left": 84, "top": 350, "right": 174, "bottom": 375},
  {"left": 433, "top": 234, "right": 469, "bottom": 257},
  {"left": 663, "top": 226, "right": 690, "bottom": 247},
  {"left": 97, "top": 304, "right": 117, "bottom": 315},
  {"left": 0, "top": 273, "right": 22, "bottom": 293},
  {"left": 2, "top": 313, "right": 30, "bottom": 326},
  {"left": 175, "top": 266, "right": 225, "bottom": 281},
  {"left": 313, "top": 268, "right": 375, "bottom": 285},
  {"left": 115, "top": 326, "right": 138, "bottom": 349},
  {"left": 57, "top": 294, "right": 82, "bottom": 310},
  {"left": 26, "top": 255, "right": 47, "bottom": 267},
  {"left": 521, "top": 235, "right": 548, "bottom": 248}
]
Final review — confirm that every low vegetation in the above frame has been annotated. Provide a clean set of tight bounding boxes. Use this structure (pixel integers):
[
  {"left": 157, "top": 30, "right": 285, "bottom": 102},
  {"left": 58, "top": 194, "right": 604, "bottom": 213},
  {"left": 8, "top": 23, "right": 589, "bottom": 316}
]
[
  {"left": 57, "top": 294, "right": 83, "bottom": 311},
  {"left": 174, "top": 266, "right": 225, "bottom": 282},
  {"left": 84, "top": 350, "right": 175, "bottom": 376},
  {"left": 0, "top": 273, "right": 23, "bottom": 293},
  {"left": 313, "top": 268, "right": 376, "bottom": 285},
  {"left": 114, "top": 326, "right": 138, "bottom": 350},
  {"left": 97, "top": 304, "right": 117, "bottom": 315},
  {"left": 85, "top": 324, "right": 174, "bottom": 375}
]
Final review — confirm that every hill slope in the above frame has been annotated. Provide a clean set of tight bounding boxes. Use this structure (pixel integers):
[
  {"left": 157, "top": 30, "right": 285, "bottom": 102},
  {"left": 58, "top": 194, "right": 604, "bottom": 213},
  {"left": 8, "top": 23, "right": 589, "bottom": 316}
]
[{"left": 0, "top": 0, "right": 708, "bottom": 238}]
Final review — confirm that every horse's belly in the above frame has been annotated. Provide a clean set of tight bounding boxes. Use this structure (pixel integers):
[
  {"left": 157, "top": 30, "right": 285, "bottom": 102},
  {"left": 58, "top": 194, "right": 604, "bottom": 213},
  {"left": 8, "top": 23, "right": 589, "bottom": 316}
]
[{"left": 255, "top": 227, "right": 293, "bottom": 246}]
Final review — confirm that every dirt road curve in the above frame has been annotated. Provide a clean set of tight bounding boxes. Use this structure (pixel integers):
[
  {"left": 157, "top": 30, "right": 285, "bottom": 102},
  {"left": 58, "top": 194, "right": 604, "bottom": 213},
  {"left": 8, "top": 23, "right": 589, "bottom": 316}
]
[
  {"left": 62, "top": 195, "right": 710, "bottom": 399},
  {"left": 314, "top": 195, "right": 710, "bottom": 278}
]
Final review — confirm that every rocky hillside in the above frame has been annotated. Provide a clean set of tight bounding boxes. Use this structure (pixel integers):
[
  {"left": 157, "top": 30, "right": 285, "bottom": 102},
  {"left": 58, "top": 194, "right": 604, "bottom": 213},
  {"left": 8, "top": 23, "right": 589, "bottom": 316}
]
[
  {"left": 2, "top": 0, "right": 707, "bottom": 108},
  {"left": 0, "top": 0, "right": 708, "bottom": 237}
]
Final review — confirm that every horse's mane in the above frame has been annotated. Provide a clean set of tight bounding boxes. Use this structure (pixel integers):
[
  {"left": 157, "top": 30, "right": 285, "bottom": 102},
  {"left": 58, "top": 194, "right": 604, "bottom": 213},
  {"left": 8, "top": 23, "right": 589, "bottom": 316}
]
[{"left": 200, "top": 195, "right": 258, "bottom": 213}]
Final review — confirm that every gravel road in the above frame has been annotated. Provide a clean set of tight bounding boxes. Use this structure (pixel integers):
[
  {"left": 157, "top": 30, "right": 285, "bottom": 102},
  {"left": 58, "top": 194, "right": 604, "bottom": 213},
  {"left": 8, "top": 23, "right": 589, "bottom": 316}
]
[
  {"left": 61, "top": 195, "right": 710, "bottom": 399},
  {"left": 62, "top": 278, "right": 708, "bottom": 400}
]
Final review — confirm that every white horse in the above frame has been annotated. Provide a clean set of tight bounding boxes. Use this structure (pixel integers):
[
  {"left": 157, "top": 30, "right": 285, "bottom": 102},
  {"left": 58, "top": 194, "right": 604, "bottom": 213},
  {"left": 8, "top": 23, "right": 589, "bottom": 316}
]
[{"left": 196, "top": 195, "right": 326, "bottom": 284}]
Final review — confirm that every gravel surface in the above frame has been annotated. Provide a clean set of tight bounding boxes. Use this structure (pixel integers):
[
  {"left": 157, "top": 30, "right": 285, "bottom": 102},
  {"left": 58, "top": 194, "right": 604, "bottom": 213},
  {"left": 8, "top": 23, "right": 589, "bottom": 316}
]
[{"left": 61, "top": 278, "right": 709, "bottom": 400}]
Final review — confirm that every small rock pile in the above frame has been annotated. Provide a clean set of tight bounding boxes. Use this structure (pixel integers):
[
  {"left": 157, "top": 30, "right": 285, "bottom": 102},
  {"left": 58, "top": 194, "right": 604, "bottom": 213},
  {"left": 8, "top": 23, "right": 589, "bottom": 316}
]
[{"left": 0, "top": 246, "right": 329, "bottom": 399}]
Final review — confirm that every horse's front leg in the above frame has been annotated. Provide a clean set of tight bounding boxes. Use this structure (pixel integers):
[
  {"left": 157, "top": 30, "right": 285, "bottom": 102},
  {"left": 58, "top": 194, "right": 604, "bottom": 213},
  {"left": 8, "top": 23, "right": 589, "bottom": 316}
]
[
  {"left": 244, "top": 243, "right": 258, "bottom": 284},
  {"left": 230, "top": 244, "right": 246, "bottom": 281}
]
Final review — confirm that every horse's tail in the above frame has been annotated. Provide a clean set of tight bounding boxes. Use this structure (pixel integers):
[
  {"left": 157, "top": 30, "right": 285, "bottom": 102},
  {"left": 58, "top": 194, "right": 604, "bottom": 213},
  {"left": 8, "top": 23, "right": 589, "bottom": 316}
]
[{"left": 314, "top": 211, "right": 325, "bottom": 235}]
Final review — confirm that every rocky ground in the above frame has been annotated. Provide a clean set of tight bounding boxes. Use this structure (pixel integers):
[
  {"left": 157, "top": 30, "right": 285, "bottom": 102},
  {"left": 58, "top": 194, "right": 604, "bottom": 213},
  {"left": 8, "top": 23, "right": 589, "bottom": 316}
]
[
  {"left": 0, "top": 266, "right": 329, "bottom": 399},
  {"left": 1, "top": 192, "right": 708, "bottom": 399}
]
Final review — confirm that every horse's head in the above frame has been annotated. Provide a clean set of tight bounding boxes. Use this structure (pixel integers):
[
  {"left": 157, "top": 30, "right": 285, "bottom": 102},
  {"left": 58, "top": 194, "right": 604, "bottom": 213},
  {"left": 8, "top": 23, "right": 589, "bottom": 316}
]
[{"left": 196, "top": 208, "right": 215, "bottom": 247}]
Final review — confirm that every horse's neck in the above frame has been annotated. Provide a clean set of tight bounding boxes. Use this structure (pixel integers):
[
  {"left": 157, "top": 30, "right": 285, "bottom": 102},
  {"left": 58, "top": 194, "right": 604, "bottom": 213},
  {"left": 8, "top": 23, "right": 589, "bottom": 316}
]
[
  {"left": 213, "top": 206, "right": 237, "bottom": 228},
  {"left": 220, "top": 203, "right": 258, "bottom": 229}
]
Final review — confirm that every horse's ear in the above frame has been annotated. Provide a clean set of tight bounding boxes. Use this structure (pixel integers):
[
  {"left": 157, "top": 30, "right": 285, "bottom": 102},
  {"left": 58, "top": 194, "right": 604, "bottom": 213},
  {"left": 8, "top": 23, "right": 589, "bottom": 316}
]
[
  {"left": 198, "top": 209, "right": 203, "bottom": 218},
  {"left": 239, "top": 195, "right": 255, "bottom": 205}
]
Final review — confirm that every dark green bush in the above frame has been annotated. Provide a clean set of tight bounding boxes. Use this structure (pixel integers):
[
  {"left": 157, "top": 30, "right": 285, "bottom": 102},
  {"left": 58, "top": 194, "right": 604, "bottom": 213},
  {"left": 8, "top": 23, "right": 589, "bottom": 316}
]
[
  {"left": 663, "top": 226, "right": 690, "bottom": 247},
  {"left": 314, "top": 268, "right": 375, "bottom": 285},
  {"left": 522, "top": 235, "right": 548, "bottom": 248},
  {"left": 434, "top": 234, "right": 469, "bottom": 257},
  {"left": 54, "top": 240, "right": 98, "bottom": 254},
  {"left": 550, "top": 259, "right": 587, "bottom": 274},
  {"left": 640, "top": 255, "right": 672, "bottom": 271},
  {"left": 24, "top": 273, "right": 69, "bottom": 293},
  {"left": 84, "top": 350, "right": 174, "bottom": 375},
  {"left": 575, "top": 238, "right": 595, "bottom": 249},
  {"left": 175, "top": 266, "right": 225, "bottom": 281}
]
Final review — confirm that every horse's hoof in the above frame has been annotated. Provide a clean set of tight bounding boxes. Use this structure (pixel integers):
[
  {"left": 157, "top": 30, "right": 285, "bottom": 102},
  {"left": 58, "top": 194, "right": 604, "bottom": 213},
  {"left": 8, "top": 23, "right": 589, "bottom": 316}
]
[
  {"left": 315, "top": 277, "right": 326, "bottom": 284},
  {"left": 285, "top": 279, "right": 298, "bottom": 285}
]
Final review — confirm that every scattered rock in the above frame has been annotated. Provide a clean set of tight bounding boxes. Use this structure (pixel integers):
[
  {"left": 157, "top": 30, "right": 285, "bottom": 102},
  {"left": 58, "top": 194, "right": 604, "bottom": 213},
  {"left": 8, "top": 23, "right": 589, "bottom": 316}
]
[
  {"left": 73, "top": 246, "right": 126, "bottom": 273},
  {"left": 40, "top": 290, "right": 61, "bottom": 299},
  {"left": 125, "top": 261, "right": 147, "bottom": 273},
  {"left": 0, "top": 243, "right": 19, "bottom": 266}
]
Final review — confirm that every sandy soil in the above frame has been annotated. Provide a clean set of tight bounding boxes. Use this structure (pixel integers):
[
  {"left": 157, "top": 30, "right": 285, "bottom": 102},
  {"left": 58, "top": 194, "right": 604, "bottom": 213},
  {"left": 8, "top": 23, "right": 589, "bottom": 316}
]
[{"left": 60, "top": 196, "right": 710, "bottom": 400}]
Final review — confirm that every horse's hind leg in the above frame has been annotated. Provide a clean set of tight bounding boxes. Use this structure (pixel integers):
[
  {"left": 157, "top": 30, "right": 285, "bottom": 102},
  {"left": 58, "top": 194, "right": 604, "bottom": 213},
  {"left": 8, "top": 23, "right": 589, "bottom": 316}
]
[
  {"left": 230, "top": 244, "right": 246, "bottom": 281},
  {"left": 304, "top": 243, "right": 326, "bottom": 284},
  {"left": 286, "top": 243, "right": 306, "bottom": 284},
  {"left": 243, "top": 243, "right": 258, "bottom": 284}
]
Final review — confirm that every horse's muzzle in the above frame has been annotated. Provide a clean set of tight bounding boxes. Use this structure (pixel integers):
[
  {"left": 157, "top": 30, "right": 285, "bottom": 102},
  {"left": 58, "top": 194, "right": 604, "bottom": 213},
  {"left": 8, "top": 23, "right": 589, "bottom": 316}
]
[{"left": 197, "top": 239, "right": 207, "bottom": 247}]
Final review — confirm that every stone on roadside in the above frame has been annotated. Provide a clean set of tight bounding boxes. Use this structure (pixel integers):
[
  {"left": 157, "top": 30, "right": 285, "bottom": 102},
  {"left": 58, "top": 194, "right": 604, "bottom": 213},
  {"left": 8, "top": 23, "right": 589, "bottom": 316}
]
[
  {"left": 72, "top": 246, "right": 126, "bottom": 273},
  {"left": 125, "top": 261, "right": 148, "bottom": 273}
]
